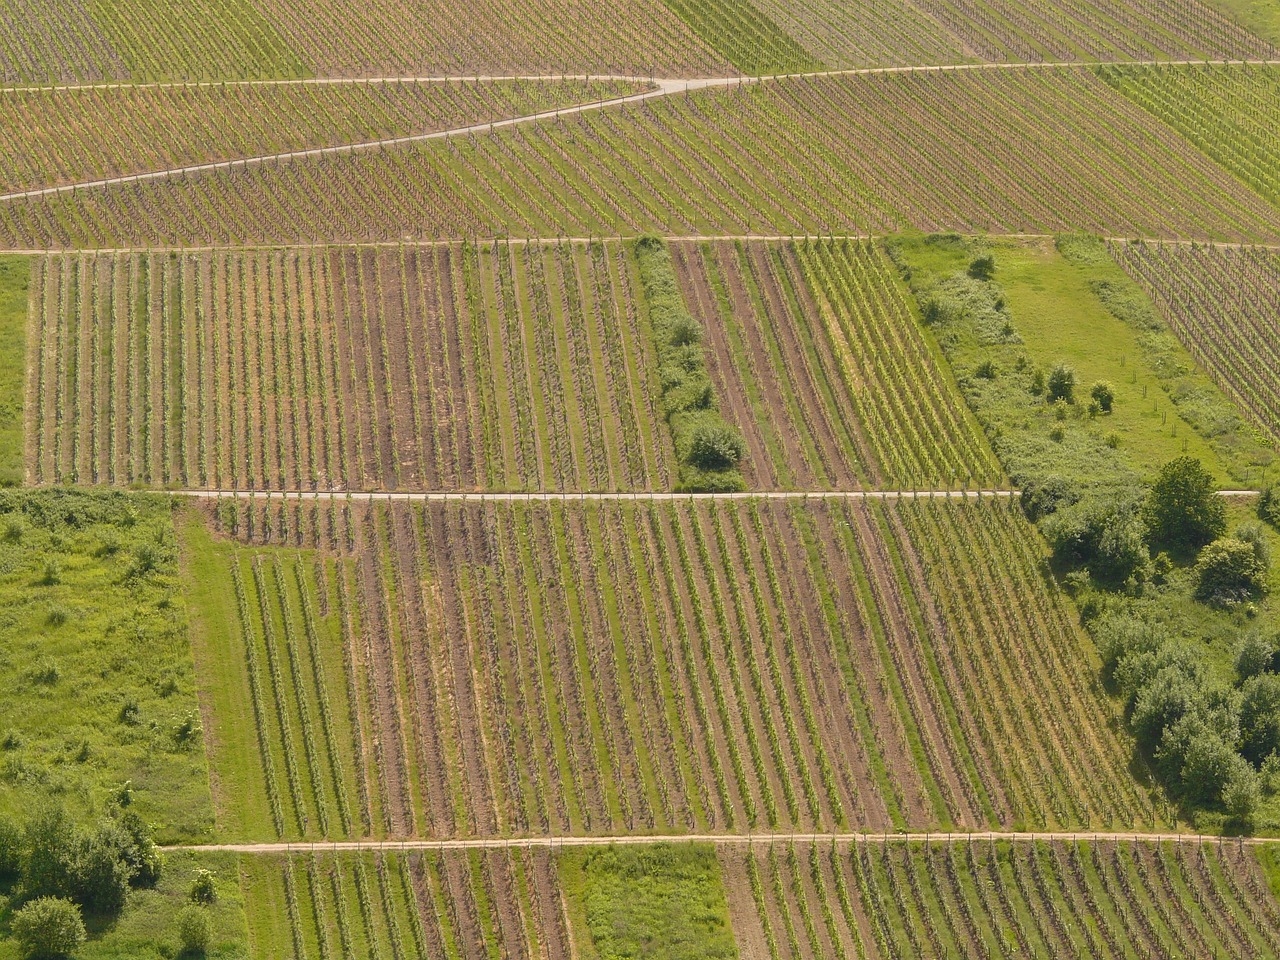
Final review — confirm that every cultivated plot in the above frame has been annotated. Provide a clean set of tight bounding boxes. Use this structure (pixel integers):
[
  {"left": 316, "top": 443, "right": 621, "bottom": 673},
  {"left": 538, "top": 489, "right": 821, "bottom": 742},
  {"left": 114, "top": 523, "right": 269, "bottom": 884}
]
[
  {"left": 23, "top": 243, "right": 674, "bottom": 492},
  {"left": 671, "top": 237, "right": 999, "bottom": 490},
  {"left": 1111, "top": 240, "right": 1280, "bottom": 445},
  {"left": 183, "top": 497, "right": 1154, "bottom": 844},
  {"left": 5, "top": 68, "right": 1279, "bottom": 247},
  {"left": 0, "top": 78, "right": 648, "bottom": 197},
  {"left": 723, "top": 838, "right": 1280, "bottom": 960}
]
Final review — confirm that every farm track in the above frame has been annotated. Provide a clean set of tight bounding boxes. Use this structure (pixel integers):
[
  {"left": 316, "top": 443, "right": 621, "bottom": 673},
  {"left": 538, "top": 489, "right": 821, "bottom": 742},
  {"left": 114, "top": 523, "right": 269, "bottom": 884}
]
[
  {"left": 3, "top": 58, "right": 1279, "bottom": 205},
  {"left": 176, "top": 489, "right": 1257, "bottom": 500},
  {"left": 9, "top": 234, "right": 1280, "bottom": 257},
  {"left": 167, "top": 831, "right": 1280, "bottom": 853}
]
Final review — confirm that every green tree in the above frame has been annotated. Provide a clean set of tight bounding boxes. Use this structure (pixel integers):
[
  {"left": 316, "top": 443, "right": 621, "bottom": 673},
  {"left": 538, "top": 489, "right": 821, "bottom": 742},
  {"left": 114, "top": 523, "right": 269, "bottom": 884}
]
[
  {"left": 1144, "top": 457, "right": 1226, "bottom": 550},
  {"left": 686, "top": 423, "right": 745, "bottom": 471},
  {"left": 1236, "top": 631, "right": 1276, "bottom": 682},
  {"left": 1240, "top": 674, "right": 1280, "bottom": 765},
  {"left": 967, "top": 254, "right": 996, "bottom": 280},
  {"left": 0, "top": 814, "right": 21, "bottom": 877},
  {"left": 1261, "top": 483, "right": 1280, "bottom": 528},
  {"left": 11, "top": 897, "right": 86, "bottom": 959},
  {"left": 1047, "top": 363, "right": 1076, "bottom": 403}
]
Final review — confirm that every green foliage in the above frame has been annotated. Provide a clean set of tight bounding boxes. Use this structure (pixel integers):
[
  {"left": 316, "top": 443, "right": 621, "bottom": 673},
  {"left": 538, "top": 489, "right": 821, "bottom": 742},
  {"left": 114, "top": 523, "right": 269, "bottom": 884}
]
[
  {"left": 1240, "top": 674, "right": 1280, "bottom": 766},
  {"left": 0, "top": 258, "right": 27, "bottom": 487},
  {"left": 188, "top": 869, "right": 217, "bottom": 905},
  {"left": 967, "top": 254, "right": 996, "bottom": 280},
  {"left": 1048, "top": 363, "right": 1076, "bottom": 403},
  {"left": 635, "top": 237, "right": 745, "bottom": 492},
  {"left": 1043, "top": 489, "right": 1149, "bottom": 584},
  {"left": 1237, "top": 631, "right": 1277, "bottom": 681},
  {"left": 1195, "top": 538, "right": 1269, "bottom": 606},
  {"left": 175, "top": 904, "right": 211, "bottom": 955},
  {"left": 10, "top": 897, "right": 85, "bottom": 959},
  {"left": 0, "top": 814, "right": 20, "bottom": 877},
  {"left": 1261, "top": 484, "right": 1280, "bottom": 528},
  {"left": 1090, "top": 380, "right": 1115, "bottom": 413},
  {"left": 1145, "top": 457, "right": 1227, "bottom": 551},
  {"left": 569, "top": 844, "right": 737, "bottom": 960}
]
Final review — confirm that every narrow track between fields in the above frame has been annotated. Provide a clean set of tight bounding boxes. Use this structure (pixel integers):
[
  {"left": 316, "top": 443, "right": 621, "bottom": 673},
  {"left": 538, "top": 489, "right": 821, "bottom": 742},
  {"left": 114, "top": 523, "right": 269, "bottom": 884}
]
[
  {"left": 3, "top": 58, "right": 1278, "bottom": 204},
  {"left": 173, "top": 489, "right": 1258, "bottom": 501},
  {"left": 162, "top": 830, "right": 1280, "bottom": 854}
]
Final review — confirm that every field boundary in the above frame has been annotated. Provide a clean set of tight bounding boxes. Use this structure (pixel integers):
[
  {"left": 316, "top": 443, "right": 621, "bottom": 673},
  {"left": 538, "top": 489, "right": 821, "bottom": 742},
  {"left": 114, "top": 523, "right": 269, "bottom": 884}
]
[{"left": 166, "top": 830, "right": 1280, "bottom": 853}]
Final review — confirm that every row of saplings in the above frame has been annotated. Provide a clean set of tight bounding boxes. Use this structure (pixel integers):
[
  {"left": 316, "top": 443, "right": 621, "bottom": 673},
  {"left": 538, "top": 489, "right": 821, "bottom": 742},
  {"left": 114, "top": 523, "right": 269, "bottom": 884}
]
[
  {"left": 1027, "top": 457, "right": 1279, "bottom": 824},
  {"left": 0, "top": 808, "right": 215, "bottom": 959}
]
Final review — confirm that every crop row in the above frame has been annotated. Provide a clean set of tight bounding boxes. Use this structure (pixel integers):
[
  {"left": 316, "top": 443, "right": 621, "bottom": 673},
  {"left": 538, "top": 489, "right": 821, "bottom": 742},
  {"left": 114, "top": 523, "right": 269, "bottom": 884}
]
[
  {"left": 1099, "top": 63, "right": 1280, "bottom": 212},
  {"left": 4, "top": 67, "right": 1277, "bottom": 247},
  {"left": 194, "top": 496, "right": 1154, "bottom": 842},
  {"left": 241, "top": 848, "right": 572, "bottom": 960},
  {"left": 0, "top": 78, "right": 647, "bottom": 196},
  {"left": 672, "top": 237, "right": 999, "bottom": 490},
  {"left": 724, "top": 837, "right": 1280, "bottom": 959},
  {"left": 24, "top": 243, "right": 673, "bottom": 492},
  {"left": 0, "top": 0, "right": 727, "bottom": 84},
  {"left": 1109, "top": 240, "right": 1280, "bottom": 444}
]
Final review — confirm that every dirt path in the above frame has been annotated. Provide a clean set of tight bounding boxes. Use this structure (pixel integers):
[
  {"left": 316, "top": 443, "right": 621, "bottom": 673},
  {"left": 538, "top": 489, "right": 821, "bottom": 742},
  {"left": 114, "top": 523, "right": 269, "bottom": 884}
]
[{"left": 165, "top": 830, "right": 1280, "bottom": 853}]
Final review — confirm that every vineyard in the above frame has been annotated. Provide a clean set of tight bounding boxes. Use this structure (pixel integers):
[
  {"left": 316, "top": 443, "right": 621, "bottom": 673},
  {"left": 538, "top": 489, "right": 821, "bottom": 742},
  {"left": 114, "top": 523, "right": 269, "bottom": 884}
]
[
  {"left": 1099, "top": 63, "right": 1280, "bottom": 212},
  {"left": 181, "top": 495, "right": 1153, "bottom": 844},
  {"left": 0, "top": 78, "right": 646, "bottom": 196},
  {"left": 670, "top": 237, "right": 998, "bottom": 490},
  {"left": 722, "top": 837, "right": 1280, "bottom": 959},
  {"left": 4, "top": 67, "right": 1279, "bottom": 247},
  {"left": 1110, "top": 240, "right": 1280, "bottom": 444},
  {"left": 241, "top": 848, "right": 573, "bottom": 960},
  {"left": 0, "top": 0, "right": 727, "bottom": 82},
  {"left": 23, "top": 242, "right": 674, "bottom": 492}
]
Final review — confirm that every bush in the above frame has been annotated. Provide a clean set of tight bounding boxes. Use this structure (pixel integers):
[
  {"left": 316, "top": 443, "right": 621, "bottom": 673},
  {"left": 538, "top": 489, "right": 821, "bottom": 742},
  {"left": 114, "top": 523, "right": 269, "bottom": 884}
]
[
  {"left": 189, "top": 869, "right": 217, "bottom": 905},
  {"left": 1237, "top": 631, "right": 1277, "bottom": 682},
  {"left": 21, "top": 809, "right": 137, "bottom": 915},
  {"left": 1090, "top": 380, "right": 1115, "bottom": 413},
  {"left": 1195, "top": 538, "right": 1268, "bottom": 606},
  {"left": 1222, "top": 757, "right": 1261, "bottom": 821},
  {"left": 1047, "top": 363, "right": 1076, "bottom": 403},
  {"left": 1261, "top": 483, "right": 1280, "bottom": 528},
  {"left": 1144, "top": 457, "right": 1227, "bottom": 551},
  {"left": 1236, "top": 522, "right": 1272, "bottom": 569},
  {"left": 40, "top": 559, "right": 61, "bottom": 586},
  {"left": 11, "top": 897, "right": 86, "bottom": 959},
  {"left": 0, "top": 814, "right": 21, "bottom": 877},
  {"left": 686, "top": 423, "right": 745, "bottom": 471},
  {"left": 176, "top": 905, "right": 212, "bottom": 955},
  {"left": 967, "top": 254, "right": 996, "bottom": 280},
  {"left": 1043, "top": 491, "right": 1149, "bottom": 584},
  {"left": 1019, "top": 474, "right": 1081, "bottom": 522}
]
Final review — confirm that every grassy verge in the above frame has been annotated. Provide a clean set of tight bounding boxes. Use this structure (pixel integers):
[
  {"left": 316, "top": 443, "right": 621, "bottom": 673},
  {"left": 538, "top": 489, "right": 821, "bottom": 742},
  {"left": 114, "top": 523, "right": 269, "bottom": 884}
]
[
  {"left": 0, "top": 257, "right": 26, "bottom": 488},
  {"left": 0, "top": 490, "right": 214, "bottom": 843},
  {"left": 561, "top": 843, "right": 737, "bottom": 960}
]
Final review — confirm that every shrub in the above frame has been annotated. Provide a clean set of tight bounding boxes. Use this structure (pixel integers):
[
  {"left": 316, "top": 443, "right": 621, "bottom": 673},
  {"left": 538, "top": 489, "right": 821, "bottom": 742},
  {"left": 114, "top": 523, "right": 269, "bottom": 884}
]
[
  {"left": 1236, "top": 631, "right": 1276, "bottom": 682},
  {"left": 1195, "top": 538, "right": 1268, "bottom": 606},
  {"left": 1090, "top": 380, "right": 1115, "bottom": 413},
  {"left": 973, "top": 358, "right": 997, "bottom": 380},
  {"left": 1047, "top": 363, "right": 1076, "bottom": 403},
  {"left": 1042, "top": 491, "right": 1149, "bottom": 584},
  {"left": 967, "top": 254, "right": 996, "bottom": 280},
  {"left": 1030, "top": 368, "right": 1046, "bottom": 396},
  {"left": 686, "top": 423, "right": 745, "bottom": 471},
  {"left": 1019, "top": 474, "right": 1080, "bottom": 522},
  {"left": 1261, "top": 483, "right": 1280, "bottom": 528},
  {"left": 129, "top": 542, "right": 163, "bottom": 578},
  {"left": 0, "top": 814, "right": 21, "bottom": 877},
  {"left": 40, "top": 559, "right": 61, "bottom": 586},
  {"left": 176, "top": 905, "right": 212, "bottom": 955},
  {"left": 1236, "top": 522, "right": 1272, "bottom": 569},
  {"left": 189, "top": 869, "right": 218, "bottom": 905},
  {"left": 1222, "top": 757, "right": 1261, "bottom": 821},
  {"left": 666, "top": 314, "right": 702, "bottom": 348},
  {"left": 11, "top": 898, "right": 86, "bottom": 959},
  {"left": 1144, "top": 457, "right": 1227, "bottom": 551},
  {"left": 22, "top": 809, "right": 137, "bottom": 915}
]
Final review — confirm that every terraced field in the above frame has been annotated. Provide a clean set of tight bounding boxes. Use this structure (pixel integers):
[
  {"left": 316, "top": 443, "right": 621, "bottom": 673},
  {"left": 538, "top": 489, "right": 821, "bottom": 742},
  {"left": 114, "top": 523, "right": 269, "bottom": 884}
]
[
  {"left": 1110, "top": 240, "right": 1280, "bottom": 444},
  {"left": 5, "top": 67, "right": 1280, "bottom": 248}
]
